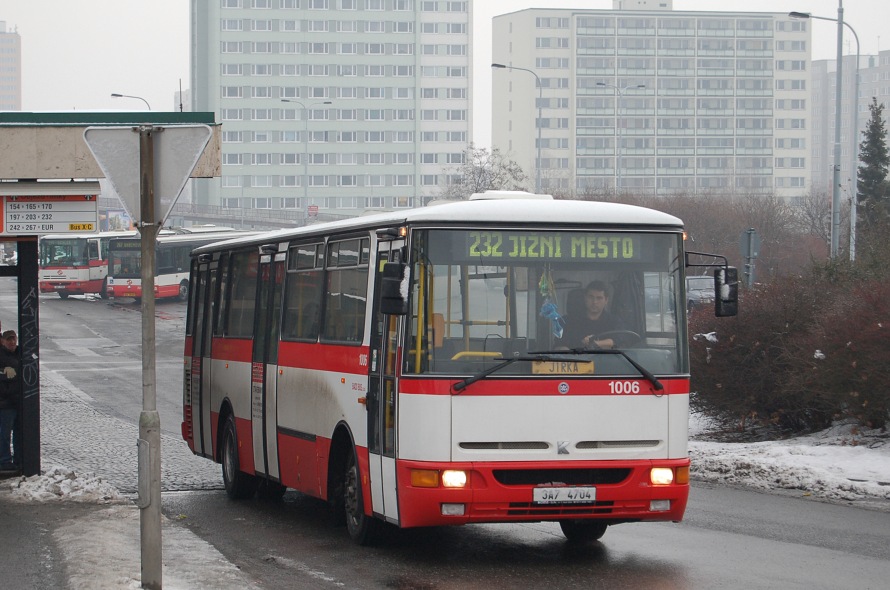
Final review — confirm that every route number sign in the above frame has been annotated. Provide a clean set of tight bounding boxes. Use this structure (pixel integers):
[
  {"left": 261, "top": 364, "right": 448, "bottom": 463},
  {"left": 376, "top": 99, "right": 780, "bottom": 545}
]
[{"left": 1, "top": 195, "right": 99, "bottom": 235}]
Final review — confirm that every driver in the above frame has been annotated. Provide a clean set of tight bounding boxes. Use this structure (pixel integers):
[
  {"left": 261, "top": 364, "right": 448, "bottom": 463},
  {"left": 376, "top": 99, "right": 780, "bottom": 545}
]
[{"left": 560, "top": 280, "right": 627, "bottom": 349}]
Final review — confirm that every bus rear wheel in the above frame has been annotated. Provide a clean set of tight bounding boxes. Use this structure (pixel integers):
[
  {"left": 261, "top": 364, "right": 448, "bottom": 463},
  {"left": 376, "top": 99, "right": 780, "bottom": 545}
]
[
  {"left": 344, "top": 445, "right": 380, "bottom": 545},
  {"left": 100, "top": 279, "right": 109, "bottom": 299},
  {"left": 221, "top": 414, "right": 257, "bottom": 500},
  {"left": 559, "top": 520, "right": 608, "bottom": 543},
  {"left": 178, "top": 281, "right": 189, "bottom": 302}
]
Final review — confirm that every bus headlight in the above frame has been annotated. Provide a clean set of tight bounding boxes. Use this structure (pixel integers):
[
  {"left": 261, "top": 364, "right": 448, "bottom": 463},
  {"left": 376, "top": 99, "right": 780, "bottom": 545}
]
[
  {"left": 650, "top": 467, "right": 674, "bottom": 486},
  {"left": 441, "top": 470, "right": 468, "bottom": 488}
]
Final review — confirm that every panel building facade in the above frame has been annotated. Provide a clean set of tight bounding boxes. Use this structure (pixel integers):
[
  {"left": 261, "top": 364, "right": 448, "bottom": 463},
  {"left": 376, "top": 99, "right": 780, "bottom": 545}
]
[
  {"left": 492, "top": 3, "right": 813, "bottom": 198},
  {"left": 0, "top": 21, "right": 22, "bottom": 111},
  {"left": 191, "top": 0, "right": 472, "bottom": 217},
  {"left": 810, "top": 50, "right": 889, "bottom": 197}
]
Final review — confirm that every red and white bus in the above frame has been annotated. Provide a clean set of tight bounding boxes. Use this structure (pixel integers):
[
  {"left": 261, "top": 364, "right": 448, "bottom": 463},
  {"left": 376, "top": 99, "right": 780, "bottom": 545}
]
[
  {"left": 107, "top": 229, "right": 250, "bottom": 301},
  {"left": 39, "top": 231, "right": 136, "bottom": 298},
  {"left": 182, "top": 192, "right": 737, "bottom": 544}
]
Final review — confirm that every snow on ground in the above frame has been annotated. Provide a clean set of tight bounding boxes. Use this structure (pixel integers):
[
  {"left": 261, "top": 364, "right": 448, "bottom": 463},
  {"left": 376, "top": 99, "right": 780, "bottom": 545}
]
[
  {"left": 689, "top": 414, "right": 890, "bottom": 506},
  {"left": 2, "top": 418, "right": 888, "bottom": 509},
  {"left": 1, "top": 466, "right": 128, "bottom": 504}
]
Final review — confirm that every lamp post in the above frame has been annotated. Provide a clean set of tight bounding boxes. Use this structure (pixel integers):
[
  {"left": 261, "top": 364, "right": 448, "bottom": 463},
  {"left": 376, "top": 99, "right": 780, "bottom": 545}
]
[
  {"left": 492, "top": 63, "right": 543, "bottom": 193},
  {"left": 790, "top": 8, "right": 862, "bottom": 261},
  {"left": 110, "top": 93, "right": 151, "bottom": 110},
  {"left": 597, "top": 82, "right": 645, "bottom": 193},
  {"left": 281, "top": 99, "right": 332, "bottom": 207}
]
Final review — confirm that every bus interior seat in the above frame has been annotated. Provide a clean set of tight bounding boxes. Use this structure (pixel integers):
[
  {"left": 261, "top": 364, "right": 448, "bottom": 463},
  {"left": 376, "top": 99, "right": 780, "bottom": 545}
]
[
  {"left": 430, "top": 313, "right": 444, "bottom": 348},
  {"left": 565, "top": 288, "right": 586, "bottom": 320}
]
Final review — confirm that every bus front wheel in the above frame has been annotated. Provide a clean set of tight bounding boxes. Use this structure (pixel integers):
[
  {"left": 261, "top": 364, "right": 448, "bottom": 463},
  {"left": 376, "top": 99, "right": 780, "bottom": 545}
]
[
  {"left": 559, "top": 520, "right": 608, "bottom": 543},
  {"left": 344, "top": 445, "right": 380, "bottom": 545},
  {"left": 221, "top": 414, "right": 257, "bottom": 500}
]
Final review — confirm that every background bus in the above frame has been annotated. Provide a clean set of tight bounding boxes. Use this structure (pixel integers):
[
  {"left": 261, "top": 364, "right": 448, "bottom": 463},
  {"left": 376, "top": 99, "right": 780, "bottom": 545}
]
[
  {"left": 107, "top": 229, "right": 252, "bottom": 301},
  {"left": 182, "top": 192, "right": 737, "bottom": 545},
  {"left": 39, "top": 231, "right": 135, "bottom": 298}
]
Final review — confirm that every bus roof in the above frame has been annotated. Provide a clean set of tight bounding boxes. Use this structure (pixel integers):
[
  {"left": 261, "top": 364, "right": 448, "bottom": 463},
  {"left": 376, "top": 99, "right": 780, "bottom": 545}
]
[
  {"left": 39, "top": 230, "right": 138, "bottom": 241},
  {"left": 109, "top": 230, "right": 259, "bottom": 247},
  {"left": 192, "top": 197, "right": 684, "bottom": 256}
]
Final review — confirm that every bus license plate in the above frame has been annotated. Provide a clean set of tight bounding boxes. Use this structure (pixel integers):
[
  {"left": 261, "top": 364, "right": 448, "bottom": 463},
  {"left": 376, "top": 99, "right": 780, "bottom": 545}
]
[{"left": 533, "top": 486, "right": 596, "bottom": 504}]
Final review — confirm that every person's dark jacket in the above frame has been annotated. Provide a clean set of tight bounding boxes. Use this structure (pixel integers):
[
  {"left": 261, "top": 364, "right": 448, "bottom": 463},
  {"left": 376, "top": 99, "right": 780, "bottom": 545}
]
[{"left": 0, "top": 345, "right": 21, "bottom": 410}]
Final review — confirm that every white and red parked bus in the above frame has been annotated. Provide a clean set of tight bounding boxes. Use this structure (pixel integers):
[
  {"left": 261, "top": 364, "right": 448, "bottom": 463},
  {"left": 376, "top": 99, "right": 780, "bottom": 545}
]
[
  {"left": 39, "top": 231, "right": 135, "bottom": 298},
  {"left": 182, "top": 192, "right": 737, "bottom": 544},
  {"left": 107, "top": 229, "right": 249, "bottom": 301}
]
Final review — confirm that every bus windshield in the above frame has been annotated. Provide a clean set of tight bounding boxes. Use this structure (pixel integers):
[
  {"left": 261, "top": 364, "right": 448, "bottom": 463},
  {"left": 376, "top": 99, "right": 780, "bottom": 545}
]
[
  {"left": 405, "top": 228, "right": 687, "bottom": 377},
  {"left": 39, "top": 237, "right": 90, "bottom": 267},
  {"left": 108, "top": 240, "right": 142, "bottom": 278}
]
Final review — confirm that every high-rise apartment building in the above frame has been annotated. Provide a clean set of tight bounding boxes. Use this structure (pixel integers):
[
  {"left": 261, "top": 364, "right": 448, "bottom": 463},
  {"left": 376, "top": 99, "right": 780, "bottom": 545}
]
[
  {"left": 191, "top": 0, "right": 472, "bottom": 217},
  {"left": 811, "top": 50, "right": 888, "bottom": 196},
  {"left": 0, "top": 21, "right": 22, "bottom": 111},
  {"left": 492, "top": 4, "right": 812, "bottom": 197}
]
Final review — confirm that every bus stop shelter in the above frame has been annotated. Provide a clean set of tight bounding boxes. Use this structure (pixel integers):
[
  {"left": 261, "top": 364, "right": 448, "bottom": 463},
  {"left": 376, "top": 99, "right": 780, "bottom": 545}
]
[{"left": 0, "top": 112, "right": 220, "bottom": 476}]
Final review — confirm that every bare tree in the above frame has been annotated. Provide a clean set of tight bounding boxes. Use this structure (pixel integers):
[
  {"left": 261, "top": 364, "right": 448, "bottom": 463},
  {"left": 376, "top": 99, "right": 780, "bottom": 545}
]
[{"left": 441, "top": 144, "right": 529, "bottom": 200}]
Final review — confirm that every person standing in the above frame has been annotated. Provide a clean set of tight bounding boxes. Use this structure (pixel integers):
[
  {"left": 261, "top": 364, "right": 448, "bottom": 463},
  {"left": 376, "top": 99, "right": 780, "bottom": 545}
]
[{"left": 0, "top": 329, "right": 21, "bottom": 470}]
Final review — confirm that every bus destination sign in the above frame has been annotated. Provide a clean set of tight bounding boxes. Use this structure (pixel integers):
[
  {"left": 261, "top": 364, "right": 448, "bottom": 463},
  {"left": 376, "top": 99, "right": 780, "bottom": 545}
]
[
  {"left": 463, "top": 230, "right": 642, "bottom": 262},
  {"left": 1, "top": 195, "right": 99, "bottom": 235}
]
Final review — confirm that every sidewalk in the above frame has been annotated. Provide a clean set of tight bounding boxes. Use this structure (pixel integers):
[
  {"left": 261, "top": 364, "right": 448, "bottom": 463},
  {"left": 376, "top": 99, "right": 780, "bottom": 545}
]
[{"left": 0, "top": 369, "right": 261, "bottom": 590}]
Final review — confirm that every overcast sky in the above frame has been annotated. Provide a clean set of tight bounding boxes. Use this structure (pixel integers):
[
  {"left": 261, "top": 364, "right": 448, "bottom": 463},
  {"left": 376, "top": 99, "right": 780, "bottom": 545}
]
[{"left": 2, "top": 0, "right": 885, "bottom": 147}]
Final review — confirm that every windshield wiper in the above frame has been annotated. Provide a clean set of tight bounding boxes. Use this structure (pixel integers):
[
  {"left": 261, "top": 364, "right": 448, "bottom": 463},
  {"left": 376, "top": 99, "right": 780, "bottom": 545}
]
[
  {"left": 451, "top": 353, "right": 591, "bottom": 393},
  {"left": 545, "top": 348, "right": 664, "bottom": 393},
  {"left": 451, "top": 349, "right": 664, "bottom": 394}
]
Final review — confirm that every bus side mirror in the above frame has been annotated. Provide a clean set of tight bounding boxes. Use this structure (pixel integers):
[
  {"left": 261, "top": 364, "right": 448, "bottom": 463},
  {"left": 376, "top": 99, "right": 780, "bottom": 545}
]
[
  {"left": 380, "top": 262, "right": 409, "bottom": 316},
  {"left": 714, "top": 267, "right": 738, "bottom": 317}
]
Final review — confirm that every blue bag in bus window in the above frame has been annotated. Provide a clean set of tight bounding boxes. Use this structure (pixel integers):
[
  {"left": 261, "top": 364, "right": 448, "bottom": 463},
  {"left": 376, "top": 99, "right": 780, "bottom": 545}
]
[{"left": 538, "top": 272, "right": 564, "bottom": 339}]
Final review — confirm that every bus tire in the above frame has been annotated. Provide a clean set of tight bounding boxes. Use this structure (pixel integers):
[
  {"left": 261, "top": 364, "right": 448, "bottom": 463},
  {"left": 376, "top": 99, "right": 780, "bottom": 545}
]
[
  {"left": 58, "top": 291, "right": 69, "bottom": 299},
  {"left": 559, "top": 520, "right": 608, "bottom": 543},
  {"left": 344, "top": 444, "right": 380, "bottom": 545},
  {"left": 100, "top": 279, "right": 109, "bottom": 299},
  {"left": 221, "top": 414, "right": 257, "bottom": 500},
  {"left": 178, "top": 281, "right": 189, "bottom": 302}
]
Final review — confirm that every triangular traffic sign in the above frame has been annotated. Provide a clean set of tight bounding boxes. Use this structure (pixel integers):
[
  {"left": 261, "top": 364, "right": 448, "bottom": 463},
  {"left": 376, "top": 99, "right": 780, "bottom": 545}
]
[{"left": 83, "top": 125, "right": 212, "bottom": 225}]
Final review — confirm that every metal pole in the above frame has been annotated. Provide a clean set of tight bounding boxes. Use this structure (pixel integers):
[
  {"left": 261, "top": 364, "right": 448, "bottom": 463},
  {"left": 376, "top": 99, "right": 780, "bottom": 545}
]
[
  {"left": 536, "top": 79, "right": 542, "bottom": 194},
  {"left": 847, "top": 24, "right": 860, "bottom": 261},
  {"left": 830, "top": 1, "right": 844, "bottom": 258},
  {"left": 617, "top": 88, "right": 624, "bottom": 192},
  {"left": 789, "top": 8, "right": 857, "bottom": 260},
  {"left": 111, "top": 93, "right": 152, "bottom": 110},
  {"left": 303, "top": 105, "right": 309, "bottom": 206},
  {"left": 137, "top": 125, "right": 162, "bottom": 590},
  {"left": 491, "top": 64, "right": 542, "bottom": 193}
]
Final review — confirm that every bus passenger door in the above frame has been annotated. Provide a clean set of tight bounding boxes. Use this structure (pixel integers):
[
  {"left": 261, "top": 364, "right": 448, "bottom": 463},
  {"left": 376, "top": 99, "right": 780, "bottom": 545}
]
[
  {"left": 367, "top": 240, "right": 404, "bottom": 524},
  {"left": 188, "top": 257, "right": 216, "bottom": 458},
  {"left": 250, "top": 249, "right": 286, "bottom": 481}
]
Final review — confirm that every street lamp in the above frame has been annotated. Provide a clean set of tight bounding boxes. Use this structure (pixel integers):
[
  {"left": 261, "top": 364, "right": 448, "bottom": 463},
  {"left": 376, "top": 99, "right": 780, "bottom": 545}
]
[
  {"left": 790, "top": 7, "right": 860, "bottom": 261},
  {"left": 110, "top": 93, "right": 151, "bottom": 110},
  {"left": 597, "top": 82, "right": 645, "bottom": 193},
  {"left": 281, "top": 99, "right": 332, "bottom": 207},
  {"left": 492, "top": 63, "right": 543, "bottom": 193}
]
